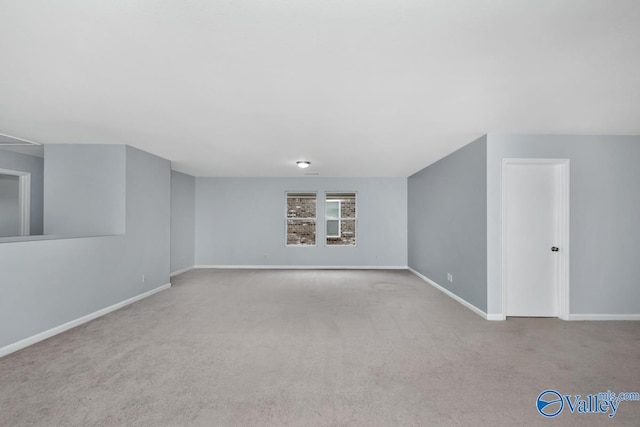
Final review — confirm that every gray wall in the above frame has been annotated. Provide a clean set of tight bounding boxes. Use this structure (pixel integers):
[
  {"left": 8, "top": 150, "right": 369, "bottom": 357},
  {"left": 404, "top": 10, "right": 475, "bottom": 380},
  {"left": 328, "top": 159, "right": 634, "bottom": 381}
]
[
  {"left": 0, "top": 148, "right": 44, "bottom": 235},
  {"left": 195, "top": 177, "right": 407, "bottom": 267},
  {"left": 0, "top": 175, "right": 20, "bottom": 236},
  {"left": 408, "top": 136, "right": 488, "bottom": 312},
  {"left": 44, "top": 145, "right": 126, "bottom": 236},
  {"left": 487, "top": 134, "right": 640, "bottom": 315},
  {"left": 171, "top": 170, "right": 195, "bottom": 274},
  {"left": 0, "top": 145, "right": 170, "bottom": 349}
]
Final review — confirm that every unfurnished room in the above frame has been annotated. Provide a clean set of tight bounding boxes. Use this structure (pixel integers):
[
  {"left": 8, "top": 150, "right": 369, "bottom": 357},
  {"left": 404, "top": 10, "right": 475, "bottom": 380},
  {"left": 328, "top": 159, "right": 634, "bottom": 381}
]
[{"left": 1, "top": 1, "right": 639, "bottom": 426}]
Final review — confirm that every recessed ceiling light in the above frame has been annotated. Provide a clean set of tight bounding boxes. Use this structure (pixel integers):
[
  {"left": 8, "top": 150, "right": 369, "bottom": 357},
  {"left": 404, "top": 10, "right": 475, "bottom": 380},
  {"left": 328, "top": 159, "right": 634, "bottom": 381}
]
[{"left": 296, "top": 161, "right": 311, "bottom": 168}]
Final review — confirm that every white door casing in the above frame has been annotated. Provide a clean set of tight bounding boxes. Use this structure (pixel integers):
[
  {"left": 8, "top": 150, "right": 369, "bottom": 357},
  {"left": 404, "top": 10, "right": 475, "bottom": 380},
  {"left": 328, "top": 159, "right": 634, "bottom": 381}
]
[
  {"left": 502, "top": 159, "right": 570, "bottom": 319},
  {"left": 0, "top": 167, "right": 31, "bottom": 236}
]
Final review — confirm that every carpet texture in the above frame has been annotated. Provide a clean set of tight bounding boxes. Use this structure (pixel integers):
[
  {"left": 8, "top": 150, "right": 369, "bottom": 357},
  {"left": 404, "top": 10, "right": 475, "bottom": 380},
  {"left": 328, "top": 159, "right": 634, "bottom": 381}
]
[{"left": 1, "top": 269, "right": 639, "bottom": 426}]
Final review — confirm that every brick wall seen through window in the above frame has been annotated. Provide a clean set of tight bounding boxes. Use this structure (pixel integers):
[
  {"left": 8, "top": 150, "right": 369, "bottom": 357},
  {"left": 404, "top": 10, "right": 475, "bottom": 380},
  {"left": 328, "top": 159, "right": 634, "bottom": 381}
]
[
  {"left": 326, "top": 192, "right": 356, "bottom": 246},
  {"left": 286, "top": 193, "right": 316, "bottom": 245}
]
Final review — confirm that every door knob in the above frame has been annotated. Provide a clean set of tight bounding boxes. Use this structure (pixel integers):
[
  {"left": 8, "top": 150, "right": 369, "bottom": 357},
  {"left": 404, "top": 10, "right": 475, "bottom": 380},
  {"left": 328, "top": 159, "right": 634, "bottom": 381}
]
[{"left": 551, "top": 246, "right": 559, "bottom": 252}]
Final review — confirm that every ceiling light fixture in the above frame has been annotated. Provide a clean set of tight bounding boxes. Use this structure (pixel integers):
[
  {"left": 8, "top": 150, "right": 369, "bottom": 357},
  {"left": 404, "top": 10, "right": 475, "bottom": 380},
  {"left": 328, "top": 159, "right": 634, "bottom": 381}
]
[{"left": 296, "top": 161, "right": 311, "bottom": 168}]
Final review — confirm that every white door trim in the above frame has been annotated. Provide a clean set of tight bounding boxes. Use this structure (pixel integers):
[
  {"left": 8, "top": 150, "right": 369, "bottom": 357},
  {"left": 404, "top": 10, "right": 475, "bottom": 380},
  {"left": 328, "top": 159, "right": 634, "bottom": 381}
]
[
  {"left": 501, "top": 158, "right": 570, "bottom": 320},
  {"left": 0, "top": 167, "right": 31, "bottom": 236}
]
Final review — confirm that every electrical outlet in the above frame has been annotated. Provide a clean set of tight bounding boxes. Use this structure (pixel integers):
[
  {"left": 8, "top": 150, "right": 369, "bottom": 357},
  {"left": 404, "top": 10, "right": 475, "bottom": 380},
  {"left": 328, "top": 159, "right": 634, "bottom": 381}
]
[{"left": 447, "top": 273, "right": 453, "bottom": 283}]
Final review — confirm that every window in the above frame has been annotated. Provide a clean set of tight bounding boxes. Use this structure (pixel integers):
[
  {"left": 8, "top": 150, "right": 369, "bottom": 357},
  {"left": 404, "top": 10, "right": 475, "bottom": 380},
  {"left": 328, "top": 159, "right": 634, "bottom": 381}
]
[
  {"left": 325, "top": 200, "right": 341, "bottom": 237},
  {"left": 325, "top": 192, "right": 356, "bottom": 246},
  {"left": 286, "top": 192, "right": 316, "bottom": 246}
]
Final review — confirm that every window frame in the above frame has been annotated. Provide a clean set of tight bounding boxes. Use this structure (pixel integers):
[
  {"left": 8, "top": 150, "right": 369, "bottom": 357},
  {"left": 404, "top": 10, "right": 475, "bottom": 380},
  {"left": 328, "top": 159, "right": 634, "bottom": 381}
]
[
  {"left": 324, "top": 191, "right": 357, "bottom": 247},
  {"left": 325, "top": 199, "right": 341, "bottom": 238},
  {"left": 285, "top": 191, "right": 318, "bottom": 247}
]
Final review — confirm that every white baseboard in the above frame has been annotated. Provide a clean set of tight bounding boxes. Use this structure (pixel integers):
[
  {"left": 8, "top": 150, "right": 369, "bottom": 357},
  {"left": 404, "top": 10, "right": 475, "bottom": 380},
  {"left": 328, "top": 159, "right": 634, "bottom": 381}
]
[
  {"left": 486, "top": 313, "right": 507, "bottom": 321},
  {"left": 170, "top": 266, "right": 194, "bottom": 277},
  {"left": 408, "top": 267, "right": 501, "bottom": 321},
  {"left": 194, "top": 265, "right": 408, "bottom": 270},
  {"left": 568, "top": 314, "right": 640, "bottom": 321},
  {"left": 0, "top": 283, "right": 171, "bottom": 358}
]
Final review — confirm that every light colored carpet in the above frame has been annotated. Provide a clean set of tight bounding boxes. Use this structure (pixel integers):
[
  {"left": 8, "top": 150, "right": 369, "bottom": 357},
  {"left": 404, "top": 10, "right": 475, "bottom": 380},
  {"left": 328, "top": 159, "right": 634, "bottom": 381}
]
[{"left": 1, "top": 269, "right": 639, "bottom": 426}]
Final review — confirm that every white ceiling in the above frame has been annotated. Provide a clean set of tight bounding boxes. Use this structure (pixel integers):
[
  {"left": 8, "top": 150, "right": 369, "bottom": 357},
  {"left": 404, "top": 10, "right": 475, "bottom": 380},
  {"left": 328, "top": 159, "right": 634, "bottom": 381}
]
[{"left": 1, "top": 0, "right": 639, "bottom": 177}]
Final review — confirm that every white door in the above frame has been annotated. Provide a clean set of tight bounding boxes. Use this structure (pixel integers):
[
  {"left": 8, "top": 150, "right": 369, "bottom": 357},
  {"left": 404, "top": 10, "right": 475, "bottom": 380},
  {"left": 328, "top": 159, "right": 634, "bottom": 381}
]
[{"left": 504, "top": 161, "right": 567, "bottom": 317}]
